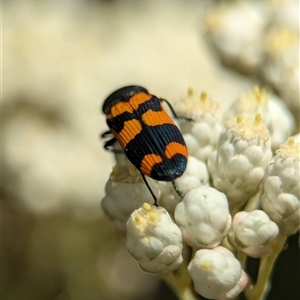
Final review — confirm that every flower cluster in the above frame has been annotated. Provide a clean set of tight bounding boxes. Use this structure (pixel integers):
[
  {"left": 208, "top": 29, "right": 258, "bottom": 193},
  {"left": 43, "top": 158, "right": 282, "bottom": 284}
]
[
  {"left": 204, "top": 0, "right": 299, "bottom": 118},
  {"left": 261, "top": 137, "right": 300, "bottom": 235},
  {"left": 101, "top": 86, "right": 298, "bottom": 300}
]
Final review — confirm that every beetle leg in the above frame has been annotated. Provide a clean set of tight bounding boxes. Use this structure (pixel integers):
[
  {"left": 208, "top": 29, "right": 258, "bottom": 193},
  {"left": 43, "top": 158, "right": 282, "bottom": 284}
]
[
  {"left": 103, "top": 137, "right": 117, "bottom": 151},
  {"left": 141, "top": 174, "right": 158, "bottom": 206},
  {"left": 101, "top": 131, "right": 123, "bottom": 153},
  {"left": 103, "top": 139, "right": 123, "bottom": 153},
  {"left": 101, "top": 130, "right": 112, "bottom": 138},
  {"left": 160, "top": 98, "right": 193, "bottom": 122},
  {"left": 172, "top": 181, "right": 184, "bottom": 198},
  {"left": 102, "top": 137, "right": 122, "bottom": 154}
]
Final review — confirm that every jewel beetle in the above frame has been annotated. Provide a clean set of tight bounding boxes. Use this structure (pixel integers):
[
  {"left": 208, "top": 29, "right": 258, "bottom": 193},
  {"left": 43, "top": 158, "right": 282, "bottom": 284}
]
[{"left": 102, "top": 85, "right": 189, "bottom": 205}]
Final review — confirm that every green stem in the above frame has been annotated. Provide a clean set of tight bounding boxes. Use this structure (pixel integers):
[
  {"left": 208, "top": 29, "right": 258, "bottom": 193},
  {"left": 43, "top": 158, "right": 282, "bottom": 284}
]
[
  {"left": 230, "top": 206, "right": 241, "bottom": 217},
  {"left": 162, "top": 268, "right": 197, "bottom": 300},
  {"left": 161, "top": 246, "right": 198, "bottom": 300},
  {"left": 244, "top": 231, "right": 287, "bottom": 300},
  {"left": 176, "top": 284, "right": 199, "bottom": 300},
  {"left": 236, "top": 251, "right": 247, "bottom": 270},
  {"left": 221, "top": 236, "right": 235, "bottom": 253},
  {"left": 244, "top": 188, "right": 262, "bottom": 212}
]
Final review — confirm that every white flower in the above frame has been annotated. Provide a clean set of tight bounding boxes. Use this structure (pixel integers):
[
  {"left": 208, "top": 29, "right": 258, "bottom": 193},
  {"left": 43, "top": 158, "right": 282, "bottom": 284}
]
[
  {"left": 280, "top": 66, "right": 299, "bottom": 119},
  {"left": 223, "top": 86, "right": 295, "bottom": 151},
  {"left": 126, "top": 203, "right": 183, "bottom": 275},
  {"left": 3, "top": 109, "right": 104, "bottom": 218},
  {"left": 268, "top": 0, "right": 299, "bottom": 31},
  {"left": 223, "top": 87, "right": 272, "bottom": 132},
  {"left": 174, "top": 186, "right": 231, "bottom": 249},
  {"left": 208, "top": 114, "right": 272, "bottom": 210},
  {"left": 157, "top": 181, "right": 181, "bottom": 216},
  {"left": 175, "top": 88, "right": 222, "bottom": 162},
  {"left": 112, "top": 142, "right": 128, "bottom": 166},
  {"left": 204, "top": 1, "right": 267, "bottom": 73},
  {"left": 173, "top": 156, "right": 209, "bottom": 197},
  {"left": 268, "top": 94, "right": 295, "bottom": 150},
  {"left": 188, "top": 246, "right": 248, "bottom": 300},
  {"left": 261, "top": 137, "right": 300, "bottom": 234},
  {"left": 294, "top": 133, "right": 300, "bottom": 143},
  {"left": 262, "top": 26, "right": 299, "bottom": 117},
  {"left": 101, "top": 161, "right": 159, "bottom": 233},
  {"left": 228, "top": 210, "right": 279, "bottom": 257}
]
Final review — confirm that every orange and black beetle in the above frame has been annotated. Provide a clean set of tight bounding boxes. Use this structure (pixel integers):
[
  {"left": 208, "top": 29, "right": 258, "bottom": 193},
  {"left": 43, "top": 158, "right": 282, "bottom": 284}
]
[{"left": 102, "top": 85, "right": 189, "bottom": 204}]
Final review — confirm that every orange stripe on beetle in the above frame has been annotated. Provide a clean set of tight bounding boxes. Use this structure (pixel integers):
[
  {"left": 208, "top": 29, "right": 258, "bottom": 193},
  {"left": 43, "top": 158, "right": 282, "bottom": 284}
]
[
  {"left": 165, "top": 142, "right": 187, "bottom": 159},
  {"left": 142, "top": 109, "right": 175, "bottom": 127},
  {"left": 107, "top": 101, "right": 133, "bottom": 119},
  {"left": 129, "top": 92, "right": 153, "bottom": 110},
  {"left": 113, "top": 119, "right": 143, "bottom": 149},
  {"left": 140, "top": 153, "right": 163, "bottom": 177}
]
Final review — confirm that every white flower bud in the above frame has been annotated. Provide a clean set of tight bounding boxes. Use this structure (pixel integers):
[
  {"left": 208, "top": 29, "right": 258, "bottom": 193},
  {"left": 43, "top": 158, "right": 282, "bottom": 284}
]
[
  {"left": 126, "top": 203, "right": 183, "bottom": 275},
  {"left": 188, "top": 246, "right": 248, "bottom": 300},
  {"left": 223, "top": 87, "right": 272, "bottom": 132},
  {"left": 294, "top": 133, "right": 300, "bottom": 143},
  {"left": 223, "top": 87, "right": 295, "bottom": 151},
  {"left": 175, "top": 89, "right": 222, "bottom": 162},
  {"left": 174, "top": 186, "right": 231, "bottom": 249},
  {"left": 173, "top": 156, "right": 209, "bottom": 197},
  {"left": 101, "top": 161, "right": 159, "bottom": 233},
  {"left": 261, "top": 137, "right": 300, "bottom": 234},
  {"left": 268, "top": 94, "right": 295, "bottom": 150},
  {"left": 263, "top": 26, "right": 299, "bottom": 117},
  {"left": 204, "top": 2, "right": 267, "bottom": 73},
  {"left": 268, "top": 0, "right": 299, "bottom": 31},
  {"left": 208, "top": 114, "right": 272, "bottom": 210},
  {"left": 157, "top": 181, "right": 181, "bottom": 216},
  {"left": 228, "top": 210, "right": 279, "bottom": 257}
]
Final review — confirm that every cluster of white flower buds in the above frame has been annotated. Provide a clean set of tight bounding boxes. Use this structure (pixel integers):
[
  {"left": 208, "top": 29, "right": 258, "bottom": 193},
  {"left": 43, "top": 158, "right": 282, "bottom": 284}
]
[
  {"left": 261, "top": 137, "right": 300, "bottom": 235},
  {"left": 204, "top": 0, "right": 299, "bottom": 118},
  {"left": 208, "top": 113, "right": 272, "bottom": 210},
  {"left": 101, "top": 86, "right": 298, "bottom": 300}
]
